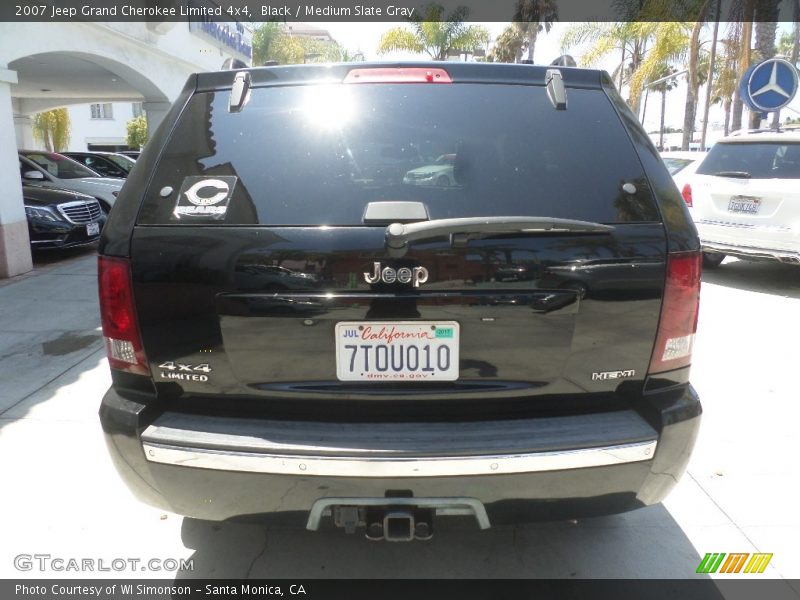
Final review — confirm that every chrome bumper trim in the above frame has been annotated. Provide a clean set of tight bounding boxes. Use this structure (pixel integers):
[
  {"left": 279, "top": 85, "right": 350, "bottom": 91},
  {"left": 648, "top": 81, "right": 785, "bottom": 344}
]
[
  {"left": 701, "top": 241, "right": 800, "bottom": 263},
  {"left": 141, "top": 439, "right": 657, "bottom": 478}
]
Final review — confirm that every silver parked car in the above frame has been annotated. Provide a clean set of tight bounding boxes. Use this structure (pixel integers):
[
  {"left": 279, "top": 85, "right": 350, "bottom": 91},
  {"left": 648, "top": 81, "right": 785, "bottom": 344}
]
[{"left": 19, "top": 151, "right": 124, "bottom": 214}]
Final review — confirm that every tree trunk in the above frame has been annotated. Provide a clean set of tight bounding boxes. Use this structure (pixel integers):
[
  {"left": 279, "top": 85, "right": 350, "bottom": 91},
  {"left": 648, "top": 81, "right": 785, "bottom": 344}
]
[
  {"left": 629, "top": 40, "right": 643, "bottom": 116},
  {"left": 701, "top": 0, "right": 720, "bottom": 150},
  {"left": 526, "top": 26, "right": 538, "bottom": 62},
  {"left": 619, "top": 45, "right": 625, "bottom": 90},
  {"left": 659, "top": 89, "right": 667, "bottom": 150},
  {"left": 793, "top": 9, "right": 800, "bottom": 65},
  {"left": 724, "top": 100, "right": 731, "bottom": 136},
  {"left": 732, "top": 14, "right": 754, "bottom": 132},
  {"left": 682, "top": 16, "right": 707, "bottom": 150},
  {"left": 749, "top": 14, "right": 778, "bottom": 128},
  {"left": 641, "top": 88, "right": 649, "bottom": 125}
]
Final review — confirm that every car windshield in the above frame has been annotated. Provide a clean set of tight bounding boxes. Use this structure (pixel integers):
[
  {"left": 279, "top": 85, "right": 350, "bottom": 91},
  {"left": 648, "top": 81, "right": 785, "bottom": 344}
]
[
  {"left": 662, "top": 158, "right": 693, "bottom": 175},
  {"left": 138, "top": 83, "right": 660, "bottom": 225},
  {"left": 23, "top": 152, "right": 99, "bottom": 179},
  {"left": 696, "top": 142, "right": 800, "bottom": 178}
]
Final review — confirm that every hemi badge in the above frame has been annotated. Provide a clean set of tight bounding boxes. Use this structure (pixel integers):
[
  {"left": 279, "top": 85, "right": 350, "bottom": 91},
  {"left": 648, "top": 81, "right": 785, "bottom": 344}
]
[{"left": 592, "top": 370, "right": 636, "bottom": 381}]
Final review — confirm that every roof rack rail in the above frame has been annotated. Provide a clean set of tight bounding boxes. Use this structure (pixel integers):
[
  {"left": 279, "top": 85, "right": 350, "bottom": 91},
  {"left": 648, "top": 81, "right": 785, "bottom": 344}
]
[{"left": 728, "top": 126, "right": 799, "bottom": 136}]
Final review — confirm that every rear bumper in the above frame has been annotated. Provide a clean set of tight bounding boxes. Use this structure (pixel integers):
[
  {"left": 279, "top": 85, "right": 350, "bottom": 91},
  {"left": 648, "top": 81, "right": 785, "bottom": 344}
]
[
  {"left": 28, "top": 218, "right": 104, "bottom": 249},
  {"left": 700, "top": 240, "right": 800, "bottom": 263},
  {"left": 100, "top": 386, "right": 701, "bottom": 524},
  {"left": 695, "top": 221, "right": 800, "bottom": 263}
]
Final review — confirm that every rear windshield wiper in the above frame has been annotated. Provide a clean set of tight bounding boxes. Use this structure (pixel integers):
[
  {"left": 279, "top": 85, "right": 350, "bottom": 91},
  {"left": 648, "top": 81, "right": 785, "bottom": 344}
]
[
  {"left": 385, "top": 216, "right": 614, "bottom": 257},
  {"left": 713, "top": 171, "right": 751, "bottom": 179}
]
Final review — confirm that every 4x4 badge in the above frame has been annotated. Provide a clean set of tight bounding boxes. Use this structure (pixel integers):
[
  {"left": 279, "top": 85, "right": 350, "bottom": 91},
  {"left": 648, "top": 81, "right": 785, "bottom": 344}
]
[{"left": 364, "top": 262, "right": 429, "bottom": 287}]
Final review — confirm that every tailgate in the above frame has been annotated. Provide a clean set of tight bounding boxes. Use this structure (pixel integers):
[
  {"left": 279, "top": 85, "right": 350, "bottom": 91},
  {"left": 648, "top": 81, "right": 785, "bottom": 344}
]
[{"left": 131, "top": 224, "right": 666, "bottom": 405}]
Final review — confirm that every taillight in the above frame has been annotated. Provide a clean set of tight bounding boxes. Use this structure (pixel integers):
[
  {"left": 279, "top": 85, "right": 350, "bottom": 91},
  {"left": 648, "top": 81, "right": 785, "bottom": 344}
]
[
  {"left": 343, "top": 67, "right": 452, "bottom": 84},
  {"left": 681, "top": 183, "right": 693, "bottom": 207},
  {"left": 648, "top": 251, "right": 701, "bottom": 375},
  {"left": 98, "top": 256, "right": 149, "bottom": 376}
]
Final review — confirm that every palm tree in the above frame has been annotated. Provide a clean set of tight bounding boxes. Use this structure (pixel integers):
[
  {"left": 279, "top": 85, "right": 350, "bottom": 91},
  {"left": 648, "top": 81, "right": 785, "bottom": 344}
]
[
  {"left": 377, "top": 5, "right": 490, "bottom": 61},
  {"left": 700, "top": 0, "right": 721, "bottom": 150},
  {"left": 730, "top": 0, "right": 756, "bottom": 132},
  {"left": 750, "top": 0, "right": 780, "bottom": 128},
  {"left": 560, "top": 22, "right": 650, "bottom": 112},
  {"left": 683, "top": 7, "right": 711, "bottom": 150},
  {"left": 711, "top": 37, "right": 740, "bottom": 135},
  {"left": 32, "top": 108, "right": 71, "bottom": 152},
  {"left": 488, "top": 23, "right": 526, "bottom": 63},
  {"left": 512, "top": 0, "right": 558, "bottom": 63},
  {"left": 650, "top": 64, "right": 680, "bottom": 150}
]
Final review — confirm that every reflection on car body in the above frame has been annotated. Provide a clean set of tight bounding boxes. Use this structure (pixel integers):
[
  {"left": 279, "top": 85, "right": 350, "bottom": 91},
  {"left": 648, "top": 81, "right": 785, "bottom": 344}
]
[
  {"left": 234, "top": 263, "right": 321, "bottom": 292},
  {"left": 23, "top": 184, "right": 106, "bottom": 249}
]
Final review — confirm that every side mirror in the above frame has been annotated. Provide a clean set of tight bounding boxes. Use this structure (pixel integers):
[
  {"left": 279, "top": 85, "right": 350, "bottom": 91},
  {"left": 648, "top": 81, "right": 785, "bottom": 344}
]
[{"left": 23, "top": 170, "right": 45, "bottom": 181}]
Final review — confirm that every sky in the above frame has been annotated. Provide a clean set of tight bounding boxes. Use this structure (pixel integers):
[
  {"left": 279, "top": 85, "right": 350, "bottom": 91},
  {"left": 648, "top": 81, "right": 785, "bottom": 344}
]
[{"left": 319, "top": 21, "right": 800, "bottom": 137}]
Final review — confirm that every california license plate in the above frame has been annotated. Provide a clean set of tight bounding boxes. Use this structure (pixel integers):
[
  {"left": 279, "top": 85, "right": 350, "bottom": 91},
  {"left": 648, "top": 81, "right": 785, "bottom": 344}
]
[
  {"left": 335, "top": 321, "right": 460, "bottom": 381},
  {"left": 86, "top": 222, "right": 100, "bottom": 236},
  {"left": 728, "top": 196, "right": 761, "bottom": 215}
]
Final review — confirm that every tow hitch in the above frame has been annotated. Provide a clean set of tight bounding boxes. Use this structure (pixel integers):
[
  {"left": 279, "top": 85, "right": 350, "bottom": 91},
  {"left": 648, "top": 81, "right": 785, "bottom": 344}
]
[{"left": 307, "top": 496, "right": 490, "bottom": 541}]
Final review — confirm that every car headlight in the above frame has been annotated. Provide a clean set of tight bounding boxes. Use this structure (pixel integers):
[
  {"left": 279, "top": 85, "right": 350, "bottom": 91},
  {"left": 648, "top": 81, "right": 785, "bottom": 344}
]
[{"left": 24, "top": 205, "right": 60, "bottom": 222}]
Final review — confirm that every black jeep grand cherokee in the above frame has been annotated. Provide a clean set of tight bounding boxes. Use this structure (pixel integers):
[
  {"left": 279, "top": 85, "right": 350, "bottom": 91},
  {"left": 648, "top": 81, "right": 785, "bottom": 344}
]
[{"left": 99, "top": 62, "right": 701, "bottom": 541}]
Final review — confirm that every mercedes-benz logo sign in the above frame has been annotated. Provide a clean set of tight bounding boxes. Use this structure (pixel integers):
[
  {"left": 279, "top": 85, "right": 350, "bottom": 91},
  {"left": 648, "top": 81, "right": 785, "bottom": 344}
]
[{"left": 742, "top": 58, "right": 799, "bottom": 113}]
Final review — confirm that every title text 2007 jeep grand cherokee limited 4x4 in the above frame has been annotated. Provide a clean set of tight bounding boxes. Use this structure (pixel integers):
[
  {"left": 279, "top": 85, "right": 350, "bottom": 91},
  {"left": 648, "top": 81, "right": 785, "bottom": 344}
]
[{"left": 98, "top": 62, "right": 701, "bottom": 541}]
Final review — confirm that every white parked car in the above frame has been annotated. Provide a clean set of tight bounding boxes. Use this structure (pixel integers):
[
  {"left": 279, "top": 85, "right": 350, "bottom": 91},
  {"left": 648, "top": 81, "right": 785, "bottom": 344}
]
[
  {"left": 683, "top": 130, "right": 800, "bottom": 268},
  {"left": 403, "top": 154, "right": 456, "bottom": 187},
  {"left": 19, "top": 151, "right": 124, "bottom": 214},
  {"left": 660, "top": 150, "right": 707, "bottom": 198}
]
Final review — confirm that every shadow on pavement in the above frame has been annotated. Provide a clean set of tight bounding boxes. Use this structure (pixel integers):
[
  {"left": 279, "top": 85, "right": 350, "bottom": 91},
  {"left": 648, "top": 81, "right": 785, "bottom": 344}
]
[
  {"left": 0, "top": 249, "right": 105, "bottom": 430},
  {"left": 702, "top": 258, "right": 800, "bottom": 299},
  {"left": 175, "top": 505, "right": 707, "bottom": 579}
]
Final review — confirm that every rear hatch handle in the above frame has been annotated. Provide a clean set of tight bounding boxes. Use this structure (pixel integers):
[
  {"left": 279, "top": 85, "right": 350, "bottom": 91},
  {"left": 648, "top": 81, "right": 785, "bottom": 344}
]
[{"left": 385, "top": 216, "right": 615, "bottom": 257}]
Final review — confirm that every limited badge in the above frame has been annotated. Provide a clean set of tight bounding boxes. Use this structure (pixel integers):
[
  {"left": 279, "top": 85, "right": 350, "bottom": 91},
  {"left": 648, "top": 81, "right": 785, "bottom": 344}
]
[{"left": 172, "top": 176, "right": 237, "bottom": 220}]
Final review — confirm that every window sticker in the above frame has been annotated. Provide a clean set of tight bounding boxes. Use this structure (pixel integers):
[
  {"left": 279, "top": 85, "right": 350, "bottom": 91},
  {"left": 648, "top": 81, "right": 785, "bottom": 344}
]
[{"left": 172, "top": 176, "right": 237, "bottom": 220}]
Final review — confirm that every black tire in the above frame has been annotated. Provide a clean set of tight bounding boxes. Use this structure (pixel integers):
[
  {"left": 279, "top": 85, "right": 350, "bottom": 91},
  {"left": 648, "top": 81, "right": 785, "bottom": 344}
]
[{"left": 702, "top": 252, "right": 725, "bottom": 269}]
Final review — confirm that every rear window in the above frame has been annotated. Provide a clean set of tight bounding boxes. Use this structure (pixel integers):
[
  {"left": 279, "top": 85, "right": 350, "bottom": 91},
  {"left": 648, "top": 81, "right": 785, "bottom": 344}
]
[
  {"left": 662, "top": 158, "right": 693, "bottom": 175},
  {"left": 696, "top": 141, "right": 800, "bottom": 179},
  {"left": 137, "top": 83, "right": 660, "bottom": 226},
  {"left": 22, "top": 152, "right": 98, "bottom": 179}
]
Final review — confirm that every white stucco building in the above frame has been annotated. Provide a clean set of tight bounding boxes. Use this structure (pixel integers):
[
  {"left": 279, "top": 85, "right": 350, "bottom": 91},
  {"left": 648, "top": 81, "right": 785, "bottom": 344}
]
[{"left": 0, "top": 15, "right": 252, "bottom": 277}]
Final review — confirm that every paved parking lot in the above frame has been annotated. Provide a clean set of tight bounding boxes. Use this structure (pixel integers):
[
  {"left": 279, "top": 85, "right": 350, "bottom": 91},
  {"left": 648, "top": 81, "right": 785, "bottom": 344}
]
[{"left": 0, "top": 248, "right": 798, "bottom": 591}]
